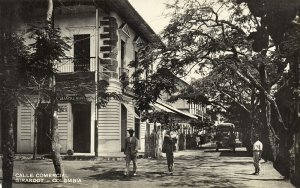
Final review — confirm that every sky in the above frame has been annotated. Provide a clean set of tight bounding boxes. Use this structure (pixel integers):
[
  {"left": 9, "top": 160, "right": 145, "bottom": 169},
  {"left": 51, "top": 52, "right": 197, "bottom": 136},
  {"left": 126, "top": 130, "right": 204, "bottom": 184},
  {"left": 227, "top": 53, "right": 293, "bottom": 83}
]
[
  {"left": 127, "top": 0, "right": 199, "bottom": 83},
  {"left": 127, "top": 0, "right": 171, "bottom": 34}
]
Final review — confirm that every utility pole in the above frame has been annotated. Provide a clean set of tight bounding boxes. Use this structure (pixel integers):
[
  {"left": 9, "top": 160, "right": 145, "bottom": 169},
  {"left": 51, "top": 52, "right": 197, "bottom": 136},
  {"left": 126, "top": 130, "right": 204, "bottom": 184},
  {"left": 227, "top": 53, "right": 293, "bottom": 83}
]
[{"left": 94, "top": 7, "right": 99, "bottom": 157}]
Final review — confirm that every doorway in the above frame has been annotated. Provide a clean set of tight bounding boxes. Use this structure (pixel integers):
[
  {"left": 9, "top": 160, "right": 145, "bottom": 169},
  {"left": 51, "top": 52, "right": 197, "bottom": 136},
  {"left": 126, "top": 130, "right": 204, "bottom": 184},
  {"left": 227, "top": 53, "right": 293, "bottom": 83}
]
[
  {"left": 72, "top": 103, "right": 91, "bottom": 153},
  {"left": 37, "top": 104, "right": 52, "bottom": 154},
  {"left": 74, "top": 34, "right": 90, "bottom": 72},
  {"left": 121, "top": 104, "right": 127, "bottom": 152}
]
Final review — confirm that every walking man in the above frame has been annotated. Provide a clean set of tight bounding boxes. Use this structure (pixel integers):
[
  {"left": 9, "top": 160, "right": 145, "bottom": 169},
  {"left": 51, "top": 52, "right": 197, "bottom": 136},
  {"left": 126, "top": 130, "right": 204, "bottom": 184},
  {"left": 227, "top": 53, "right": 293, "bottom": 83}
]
[
  {"left": 124, "top": 128, "right": 139, "bottom": 176},
  {"left": 253, "top": 134, "right": 263, "bottom": 175},
  {"left": 162, "top": 130, "right": 175, "bottom": 175}
]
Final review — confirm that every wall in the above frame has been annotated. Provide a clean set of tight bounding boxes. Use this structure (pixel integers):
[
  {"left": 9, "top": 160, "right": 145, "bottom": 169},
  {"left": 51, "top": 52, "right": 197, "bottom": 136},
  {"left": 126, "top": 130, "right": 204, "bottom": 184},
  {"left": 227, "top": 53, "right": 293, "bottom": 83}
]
[
  {"left": 54, "top": 6, "right": 97, "bottom": 58},
  {"left": 14, "top": 4, "right": 144, "bottom": 155},
  {"left": 97, "top": 99, "right": 121, "bottom": 153},
  {"left": 16, "top": 94, "right": 95, "bottom": 154},
  {"left": 139, "top": 121, "right": 147, "bottom": 152},
  {"left": 57, "top": 103, "right": 73, "bottom": 153},
  {"left": 111, "top": 12, "right": 139, "bottom": 80}
]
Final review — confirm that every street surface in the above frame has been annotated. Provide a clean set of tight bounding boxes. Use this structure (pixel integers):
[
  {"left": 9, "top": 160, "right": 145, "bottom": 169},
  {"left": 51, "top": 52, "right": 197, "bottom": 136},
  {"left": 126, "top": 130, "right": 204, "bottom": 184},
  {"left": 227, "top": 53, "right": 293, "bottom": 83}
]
[{"left": 0, "top": 148, "right": 294, "bottom": 188}]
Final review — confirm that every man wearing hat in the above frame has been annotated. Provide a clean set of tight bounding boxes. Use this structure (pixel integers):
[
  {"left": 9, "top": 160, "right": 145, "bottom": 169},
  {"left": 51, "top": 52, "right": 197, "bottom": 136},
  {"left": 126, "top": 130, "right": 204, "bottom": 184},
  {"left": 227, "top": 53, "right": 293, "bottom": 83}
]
[
  {"left": 252, "top": 134, "right": 263, "bottom": 175},
  {"left": 124, "top": 128, "right": 139, "bottom": 176}
]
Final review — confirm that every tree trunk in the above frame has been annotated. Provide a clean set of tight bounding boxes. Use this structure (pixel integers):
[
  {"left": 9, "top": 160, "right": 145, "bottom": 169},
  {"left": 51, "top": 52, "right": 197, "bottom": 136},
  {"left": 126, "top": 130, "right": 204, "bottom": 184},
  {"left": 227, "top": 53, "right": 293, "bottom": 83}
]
[
  {"left": 266, "top": 100, "right": 277, "bottom": 161},
  {"left": 51, "top": 94, "right": 64, "bottom": 180},
  {"left": 149, "top": 122, "right": 162, "bottom": 158},
  {"left": 154, "top": 126, "right": 162, "bottom": 158},
  {"left": 2, "top": 109, "right": 15, "bottom": 188},
  {"left": 289, "top": 52, "right": 300, "bottom": 186},
  {"left": 290, "top": 132, "right": 300, "bottom": 186},
  {"left": 258, "top": 64, "right": 277, "bottom": 161},
  {"left": 1, "top": 3, "right": 16, "bottom": 188},
  {"left": 33, "top": 109, "right": 38, "bottom": 160},
  {"left": 247, "top": 87, "right": 255, "bottom": 152},
  {"left": 46, "top": 0, "right": 64, "bottom": 180},
  {"left": 144, "top": 122, "right": 151, "bottom": 158}
]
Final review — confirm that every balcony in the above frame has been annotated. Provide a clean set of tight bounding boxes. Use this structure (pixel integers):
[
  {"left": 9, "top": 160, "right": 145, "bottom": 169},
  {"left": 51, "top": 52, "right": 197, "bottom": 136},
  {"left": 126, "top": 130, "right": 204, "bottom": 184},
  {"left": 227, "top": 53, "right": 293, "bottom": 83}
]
[
  {"left": 55, "top": 57, "right": 118, "bottom": 79},
  {"left": 55, "top": 57, "right": 96, "bottom": 72}
]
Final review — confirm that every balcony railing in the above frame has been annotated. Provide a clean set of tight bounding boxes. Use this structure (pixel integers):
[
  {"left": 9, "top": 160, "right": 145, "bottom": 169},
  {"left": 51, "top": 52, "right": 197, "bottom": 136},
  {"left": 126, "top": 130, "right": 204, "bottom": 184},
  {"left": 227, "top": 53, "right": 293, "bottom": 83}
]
[
  {"left": 55, "top": 57, "right": 96, "bottom": 72},
  {"left": 55, "top": 57, "right": 118, "bottom": 79}
]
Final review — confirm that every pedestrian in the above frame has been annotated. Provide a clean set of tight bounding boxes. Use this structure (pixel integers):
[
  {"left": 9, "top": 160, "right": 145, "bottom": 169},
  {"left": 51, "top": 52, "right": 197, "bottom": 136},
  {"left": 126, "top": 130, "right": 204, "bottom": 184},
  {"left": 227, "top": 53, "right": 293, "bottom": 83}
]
[
  {"left": 162, "top": 130, "right": 175, "bottom": 175},
  {"left": 196, "top": 136, "right": 200, "bottom": 149},
  {"left": 124, "top": 128, "right": 139, "bottom": 176},
  {"left": 252, "top": 134, "right": 263, "bottom": 175}
]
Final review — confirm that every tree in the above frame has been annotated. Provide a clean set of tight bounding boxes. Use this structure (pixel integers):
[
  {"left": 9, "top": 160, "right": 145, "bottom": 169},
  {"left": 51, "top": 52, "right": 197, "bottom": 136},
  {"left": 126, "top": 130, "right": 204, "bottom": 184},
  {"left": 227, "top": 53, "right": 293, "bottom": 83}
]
[
  {"left": 0, "top": 35, "right": 28, "bottom": 188},
  {"left": 169, "top": 69, "right": 257, "bottom": 151},
  {"left": 19, "top": 0, "right": 67, "bottom": 178},
  {"left": 132, "top": 0, "right": 293, "bottom": 162},
  {"left": 237, "top": 0, "right": 300, "bottom": 182},
  {"left": 0, "top": 0, "right": 123, "bottom": 186},
  {"left": 0, "top": 2, "right": 30, "bottom": 187},
  {"left": 20, "top": 77, "right": 49, "bottom": 160}
]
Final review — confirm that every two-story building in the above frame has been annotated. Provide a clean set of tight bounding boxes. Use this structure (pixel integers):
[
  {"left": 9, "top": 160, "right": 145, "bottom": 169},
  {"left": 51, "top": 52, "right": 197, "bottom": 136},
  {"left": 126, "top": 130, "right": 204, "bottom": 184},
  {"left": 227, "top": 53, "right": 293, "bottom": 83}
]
[
  {"left": 158, "top": 77, "right": 209, "bottom": 131},
  {"left": 0, "top": 0, "right": 209, "bottom": 156},
  {"left": 2, "top": 0, "right": 161, "bottom": 156}
]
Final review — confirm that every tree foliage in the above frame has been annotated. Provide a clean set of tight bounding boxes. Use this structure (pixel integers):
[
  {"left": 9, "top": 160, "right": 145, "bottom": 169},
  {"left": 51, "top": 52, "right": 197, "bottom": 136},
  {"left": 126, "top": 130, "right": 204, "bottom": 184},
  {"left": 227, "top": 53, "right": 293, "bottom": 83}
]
[
  {"left": 0, "top": 34, "right": 29, "bottom": 108},
  {"left": 130, "top": 45, "right": 177, "bottom": 111},
  {"left": 236, "top": 0, "right": 300, "bottom": 46},
  {"left": 131, "top": 0, "right": 300, "bottom": 162},
  {"left": 25, "top": 23, "right": 71, "bottom": 78},
  {"left": 133, "top": 0, "right": 286, "bottom": 116}
]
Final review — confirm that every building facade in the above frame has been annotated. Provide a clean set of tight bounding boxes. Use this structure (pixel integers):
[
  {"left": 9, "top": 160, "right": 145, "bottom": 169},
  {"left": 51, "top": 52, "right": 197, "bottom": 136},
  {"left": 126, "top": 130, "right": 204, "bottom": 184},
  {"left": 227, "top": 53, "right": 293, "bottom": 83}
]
[
  {"left": 4, "top": 0, "right": 160, "bottom": 156},
  {"left": 0, "top": 0, "right": 208, "bottom": 156}
]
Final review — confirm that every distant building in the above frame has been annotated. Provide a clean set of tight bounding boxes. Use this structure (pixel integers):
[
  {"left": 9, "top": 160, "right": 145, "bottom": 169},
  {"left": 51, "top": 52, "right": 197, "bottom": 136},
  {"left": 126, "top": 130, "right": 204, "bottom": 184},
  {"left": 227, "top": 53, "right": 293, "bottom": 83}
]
[{"left": 158, "top": 78, "right": 209, "bottom": 133}]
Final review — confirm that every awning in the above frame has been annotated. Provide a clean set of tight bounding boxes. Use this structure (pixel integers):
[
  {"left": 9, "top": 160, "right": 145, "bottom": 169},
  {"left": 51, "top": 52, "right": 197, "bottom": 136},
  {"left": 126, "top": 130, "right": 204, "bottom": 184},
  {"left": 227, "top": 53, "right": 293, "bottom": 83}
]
[
  {"left": 154, "top": 101, "right": 198, "bottom": 119},
  {"left": 152, "top": 103, "right": 174, "bottom": 113}
]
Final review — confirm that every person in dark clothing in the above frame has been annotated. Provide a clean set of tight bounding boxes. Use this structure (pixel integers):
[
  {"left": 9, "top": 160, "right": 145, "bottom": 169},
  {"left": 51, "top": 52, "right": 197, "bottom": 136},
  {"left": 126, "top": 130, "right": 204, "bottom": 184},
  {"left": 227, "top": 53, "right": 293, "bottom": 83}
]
[
  {"left": 162, "top": 130, "right": 175, "bottom": 175},
  {"left": 124, "top": 128, "right": 139, "bottom": 176}
]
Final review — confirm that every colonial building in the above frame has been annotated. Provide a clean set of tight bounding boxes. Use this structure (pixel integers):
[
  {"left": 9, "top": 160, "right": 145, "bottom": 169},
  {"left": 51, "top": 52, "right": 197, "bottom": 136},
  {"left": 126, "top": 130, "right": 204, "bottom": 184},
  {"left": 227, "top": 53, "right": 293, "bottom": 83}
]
[
  {"left": 0, "top": 0, "right": 208, "bottom": 156},
  {"left": 1, "top": 0, "right": 160, "bottom": 156}
]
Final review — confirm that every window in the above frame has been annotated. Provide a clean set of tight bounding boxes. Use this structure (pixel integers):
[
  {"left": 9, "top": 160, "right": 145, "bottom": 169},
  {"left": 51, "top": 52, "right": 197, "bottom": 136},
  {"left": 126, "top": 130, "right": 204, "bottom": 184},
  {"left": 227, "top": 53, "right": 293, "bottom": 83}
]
[
  {"left": 121, "top": 40, "right": 126, "bottom": 69},
  {"left": 74, "top": 34, "right": 90, "bottom": 72}
]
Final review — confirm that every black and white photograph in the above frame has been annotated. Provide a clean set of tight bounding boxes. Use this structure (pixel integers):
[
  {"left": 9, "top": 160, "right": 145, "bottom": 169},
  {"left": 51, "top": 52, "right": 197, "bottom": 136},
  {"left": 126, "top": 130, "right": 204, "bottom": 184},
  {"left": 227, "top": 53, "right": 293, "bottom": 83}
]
[{"left": 0, "top": 0, "right": 299, "bottom": 187}]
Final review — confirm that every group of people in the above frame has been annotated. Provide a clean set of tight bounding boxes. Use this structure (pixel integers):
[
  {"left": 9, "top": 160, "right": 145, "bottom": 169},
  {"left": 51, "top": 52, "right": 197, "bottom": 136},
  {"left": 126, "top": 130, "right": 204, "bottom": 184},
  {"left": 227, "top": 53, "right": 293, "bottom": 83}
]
[
  {"left": 123, "top": 128, "right": 175, "bottom": 176},
  {"left": 123, "top": 128, "right": 263, "bottom": 177}
]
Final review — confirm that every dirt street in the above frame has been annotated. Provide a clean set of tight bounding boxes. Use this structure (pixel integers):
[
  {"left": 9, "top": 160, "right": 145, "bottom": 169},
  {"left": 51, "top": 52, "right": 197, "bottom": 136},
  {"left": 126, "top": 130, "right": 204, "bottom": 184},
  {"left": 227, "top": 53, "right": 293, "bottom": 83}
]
[{"left": 0, "top": 148, "right": 294, "bottom": 188}]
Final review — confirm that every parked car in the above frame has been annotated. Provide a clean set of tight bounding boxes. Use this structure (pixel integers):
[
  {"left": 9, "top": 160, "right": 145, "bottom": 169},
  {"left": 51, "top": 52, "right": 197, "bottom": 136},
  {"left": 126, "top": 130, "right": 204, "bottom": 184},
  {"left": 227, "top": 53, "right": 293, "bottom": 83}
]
[{"left": 214, "top": 123, "right": 236, "bottom": 151}]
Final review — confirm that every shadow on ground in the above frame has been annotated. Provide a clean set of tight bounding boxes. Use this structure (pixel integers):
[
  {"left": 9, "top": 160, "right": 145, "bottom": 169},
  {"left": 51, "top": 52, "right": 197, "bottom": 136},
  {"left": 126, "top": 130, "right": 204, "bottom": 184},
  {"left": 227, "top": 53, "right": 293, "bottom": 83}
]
[
  {"left": 82, "top": 158, "right": 242, "bottom": 187},
  {"left": 220, "top": 150, "right": 251, "bottom": 157}
]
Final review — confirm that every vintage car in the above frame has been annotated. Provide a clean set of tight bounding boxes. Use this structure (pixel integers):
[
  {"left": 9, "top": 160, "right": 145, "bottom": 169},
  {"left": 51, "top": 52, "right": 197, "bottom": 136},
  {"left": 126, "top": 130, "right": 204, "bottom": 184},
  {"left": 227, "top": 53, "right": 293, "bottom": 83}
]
[{"left": 214, "top": 123, "right": 236, "bottom": 151}]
